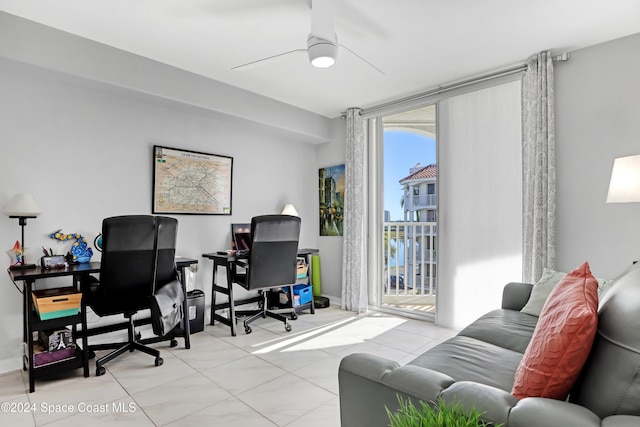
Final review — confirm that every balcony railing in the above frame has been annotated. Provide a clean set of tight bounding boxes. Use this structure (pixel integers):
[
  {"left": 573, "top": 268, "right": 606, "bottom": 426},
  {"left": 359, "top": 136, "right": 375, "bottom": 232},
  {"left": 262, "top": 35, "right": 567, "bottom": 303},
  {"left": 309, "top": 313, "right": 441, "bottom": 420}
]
[
  {"left": 407, "top": 193, "right": 436, "bottom": 209},
  {"left": 384, "top": 221, "right": 437, "bottom": 298}
]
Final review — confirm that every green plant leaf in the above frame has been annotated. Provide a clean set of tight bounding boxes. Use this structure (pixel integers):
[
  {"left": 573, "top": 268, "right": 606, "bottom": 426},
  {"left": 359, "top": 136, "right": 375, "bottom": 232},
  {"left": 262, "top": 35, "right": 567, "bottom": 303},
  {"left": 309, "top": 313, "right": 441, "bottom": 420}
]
[{"left": 386, "top": 395, "right": 503, "bottom": 427}]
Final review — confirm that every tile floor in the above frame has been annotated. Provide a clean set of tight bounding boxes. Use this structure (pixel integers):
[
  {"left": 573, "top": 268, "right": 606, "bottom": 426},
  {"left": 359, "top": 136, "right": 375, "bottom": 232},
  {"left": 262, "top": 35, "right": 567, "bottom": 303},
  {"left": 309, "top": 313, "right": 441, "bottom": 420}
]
[{"left": 0, "top": 305, "right": 457, "bottom": 426}]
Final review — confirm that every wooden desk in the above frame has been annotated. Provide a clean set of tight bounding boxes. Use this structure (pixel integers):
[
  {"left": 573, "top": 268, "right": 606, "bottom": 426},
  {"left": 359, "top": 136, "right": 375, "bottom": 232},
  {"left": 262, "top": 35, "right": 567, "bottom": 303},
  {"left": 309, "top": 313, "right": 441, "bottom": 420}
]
[
  {"left": 202, "top": 248, "right": 318, "bottom": 336},
  {"left": 10, "top": 262, "right": 100, "bottom": 393}
]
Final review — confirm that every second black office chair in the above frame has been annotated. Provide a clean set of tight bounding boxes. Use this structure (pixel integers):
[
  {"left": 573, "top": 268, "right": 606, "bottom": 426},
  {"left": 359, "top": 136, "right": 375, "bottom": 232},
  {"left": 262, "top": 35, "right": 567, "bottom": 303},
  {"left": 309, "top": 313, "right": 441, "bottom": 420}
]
[
  {"left": 231, "top": 214, "right": 301, "bottom": 334},
  {"left": 81, "top": 215, "right": 179, "bottom": 376}
]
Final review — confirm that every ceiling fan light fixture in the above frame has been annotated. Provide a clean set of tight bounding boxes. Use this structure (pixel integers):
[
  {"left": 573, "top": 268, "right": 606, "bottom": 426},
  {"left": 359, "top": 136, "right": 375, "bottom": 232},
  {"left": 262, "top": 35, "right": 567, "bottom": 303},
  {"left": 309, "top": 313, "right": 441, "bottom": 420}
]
[{"left": 307, "top": 34, "right": 337, "bottom": 68}]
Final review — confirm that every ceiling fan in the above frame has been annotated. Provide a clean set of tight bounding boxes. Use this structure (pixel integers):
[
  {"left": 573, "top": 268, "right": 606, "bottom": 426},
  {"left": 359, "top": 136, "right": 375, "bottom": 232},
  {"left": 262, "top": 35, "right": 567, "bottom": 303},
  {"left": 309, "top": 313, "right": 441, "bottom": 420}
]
[{"left": 231, "top": 0, "right": 384, "bottom": 74}]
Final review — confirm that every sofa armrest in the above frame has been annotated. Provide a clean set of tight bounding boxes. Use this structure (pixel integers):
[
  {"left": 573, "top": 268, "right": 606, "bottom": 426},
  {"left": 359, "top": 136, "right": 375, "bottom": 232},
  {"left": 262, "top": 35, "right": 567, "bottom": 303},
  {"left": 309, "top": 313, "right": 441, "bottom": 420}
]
[
  {"left": 384, "top": 364, "right": 456, "bottom": 400},
  {"left": 501, "top": 282, "right": 533, "bottom": 311},
  {"left": 339, "top": 353, "right": 455, "bottom": 427},
  {"left": 438, "top": 381, "right": 517, "bottom": 426},
  {"left": 602, "top": 415, "right": 640, "bottom": 427},
  {"left": 509, "top": 397, "right": 601, "bottom": 427}
]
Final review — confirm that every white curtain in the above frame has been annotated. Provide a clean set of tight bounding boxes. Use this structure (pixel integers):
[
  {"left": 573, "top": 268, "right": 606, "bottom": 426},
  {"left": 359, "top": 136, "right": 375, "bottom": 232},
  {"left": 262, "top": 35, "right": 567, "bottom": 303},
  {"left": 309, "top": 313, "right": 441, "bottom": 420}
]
[
  {"left": 342, "top": 107, "right": 368, "bottom": 312},
  {"left": 522, "top": 51, "right": 556, "bottom": 283},
  {"left": 437, "top": 81, "right": 522, "bottom": 329}
]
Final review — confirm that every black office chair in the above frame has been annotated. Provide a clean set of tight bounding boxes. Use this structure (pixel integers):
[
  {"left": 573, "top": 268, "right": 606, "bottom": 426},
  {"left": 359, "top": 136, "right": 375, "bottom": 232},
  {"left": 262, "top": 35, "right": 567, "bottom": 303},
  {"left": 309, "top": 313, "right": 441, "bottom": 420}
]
[
  {"left": 231, "top": 214, "right": 301, "bottom": 334},
  {"left": 81, "top": 215, "right": 178, "bottom": 376}
]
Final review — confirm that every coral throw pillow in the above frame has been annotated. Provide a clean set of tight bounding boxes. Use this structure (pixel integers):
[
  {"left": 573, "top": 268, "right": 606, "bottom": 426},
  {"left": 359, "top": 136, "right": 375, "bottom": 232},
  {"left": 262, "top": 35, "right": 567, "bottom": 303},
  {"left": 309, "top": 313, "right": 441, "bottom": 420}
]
[{"left": 512, "top": 261, "right": 598, "bottom": 400}]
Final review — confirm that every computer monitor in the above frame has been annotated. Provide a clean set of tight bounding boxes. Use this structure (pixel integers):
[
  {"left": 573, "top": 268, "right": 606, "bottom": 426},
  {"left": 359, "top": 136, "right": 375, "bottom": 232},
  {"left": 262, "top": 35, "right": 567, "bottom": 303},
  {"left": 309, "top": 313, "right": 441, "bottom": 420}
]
[{"left": 231, "top": 223, "right": 251, "bottom": 251}]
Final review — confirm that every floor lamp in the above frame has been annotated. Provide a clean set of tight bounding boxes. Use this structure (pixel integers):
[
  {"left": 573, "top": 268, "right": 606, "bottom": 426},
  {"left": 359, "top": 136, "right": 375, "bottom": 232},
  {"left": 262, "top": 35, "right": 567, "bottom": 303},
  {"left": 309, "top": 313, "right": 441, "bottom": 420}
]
[
  {"left": 607, "top": 155, "right": 640, "bottom": 204},
  {"left": 3, "top": 193, "right": 41, "bottom": 270}
]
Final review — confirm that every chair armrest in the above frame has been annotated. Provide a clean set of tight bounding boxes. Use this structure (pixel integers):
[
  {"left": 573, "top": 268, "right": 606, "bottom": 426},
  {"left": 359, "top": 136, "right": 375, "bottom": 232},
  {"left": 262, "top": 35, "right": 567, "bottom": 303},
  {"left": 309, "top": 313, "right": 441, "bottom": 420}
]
[
  {"left": 230, "top": 259, "right": 248, "bottom": 283},
  {"left": 501, "top": 282, "right": 533, "bottom": 311},
  {"left": 509, "top": 397, "right": 601, "bottom": 427},
  {"left": 234, "top": 259, "right": 249, "bottom": 268}
]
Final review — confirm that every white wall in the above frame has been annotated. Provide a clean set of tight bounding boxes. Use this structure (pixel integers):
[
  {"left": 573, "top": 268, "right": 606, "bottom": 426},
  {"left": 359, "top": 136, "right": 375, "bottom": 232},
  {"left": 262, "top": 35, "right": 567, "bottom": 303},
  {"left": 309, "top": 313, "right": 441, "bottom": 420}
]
[
  {"left": 555, "top": 32, "right": 640, "bottom": 279},
  {"left": 0, "top": 58, "right": 335, "bottom": 373},
  {"left": 314, "top": 119, "right": 347, "bottom": 302}
]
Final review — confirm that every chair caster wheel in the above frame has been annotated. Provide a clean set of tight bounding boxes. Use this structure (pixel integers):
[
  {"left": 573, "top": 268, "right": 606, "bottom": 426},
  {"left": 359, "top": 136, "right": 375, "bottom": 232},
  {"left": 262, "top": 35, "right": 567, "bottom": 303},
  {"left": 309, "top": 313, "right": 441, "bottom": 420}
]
[
  {"left": 170, "top": 339, "right": 178, "bottom": 347},
  {"left": 291, "top": 313, "right": 298, "bottom": 320},
  {"left": 96, "top": 365, "right": 106, "bottom": 376},
  {"left": 135, "top": 332, "right": 142, "bottom": 341},
  {"left": 285, "top": 323, "right": 292, "bottom": 332},
  {"left": 245, "top": 326, "right": 252, "bottom": 334},
  {"left": 88, "top": 351, "right": 96, "bottom": 360},
  {"left": 155, "top": 357, "right": 163, "bottom": 367}
]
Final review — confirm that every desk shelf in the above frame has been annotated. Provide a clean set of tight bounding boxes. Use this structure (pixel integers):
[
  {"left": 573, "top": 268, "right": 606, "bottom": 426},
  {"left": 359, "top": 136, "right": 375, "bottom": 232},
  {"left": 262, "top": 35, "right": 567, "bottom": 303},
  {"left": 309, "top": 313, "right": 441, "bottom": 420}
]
[
  {"left": 290, "top": 249, "right": 317, "bottom": 315},
  {"left": 24, "top": 298, "right": 89, "bottom": 393},
  {"left": 30, "top": 310, "right": 82, "bottom": 331},
  {"left": 24, "top": 346, "right": 86, "bottom": 376},
  {"left": 9, "top": 263, "right": 98, "bottom": 393}
]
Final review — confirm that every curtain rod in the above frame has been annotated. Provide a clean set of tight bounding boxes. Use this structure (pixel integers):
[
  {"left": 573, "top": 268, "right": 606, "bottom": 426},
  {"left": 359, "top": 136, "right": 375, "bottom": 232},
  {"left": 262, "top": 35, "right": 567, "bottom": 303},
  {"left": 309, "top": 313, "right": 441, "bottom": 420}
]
[{"left": 343, "top": 52, "right": 569, "bottom": 118}]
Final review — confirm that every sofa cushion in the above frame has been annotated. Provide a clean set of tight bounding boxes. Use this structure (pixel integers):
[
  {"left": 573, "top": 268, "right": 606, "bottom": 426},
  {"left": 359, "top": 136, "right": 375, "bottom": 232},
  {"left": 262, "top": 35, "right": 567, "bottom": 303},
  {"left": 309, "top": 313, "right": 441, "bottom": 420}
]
[
  {"left": 512, "top": 261, "right": 599, "bottom": 400},
  {"left": 521, "top": 267, "right": 614, "bottom": 316},
  {"left": 409, "top": 335, "right": 523, "bottom": 392},
  {"left": 458, "top": 309, "right": 538, "bottom": 354},
  {"left": 520, "top": 268, "right": 567, "bottom": 316},
  {"left": 569, "top": 264, "right": 640, "bottom": 418}
]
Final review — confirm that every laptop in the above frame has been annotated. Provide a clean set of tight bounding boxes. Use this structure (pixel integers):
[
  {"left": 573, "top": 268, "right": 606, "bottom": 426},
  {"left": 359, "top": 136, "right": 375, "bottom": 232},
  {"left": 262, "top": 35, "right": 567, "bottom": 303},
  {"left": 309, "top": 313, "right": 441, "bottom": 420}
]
[{"left": 231, "top": 223, "right": 251, "bottom": 254}]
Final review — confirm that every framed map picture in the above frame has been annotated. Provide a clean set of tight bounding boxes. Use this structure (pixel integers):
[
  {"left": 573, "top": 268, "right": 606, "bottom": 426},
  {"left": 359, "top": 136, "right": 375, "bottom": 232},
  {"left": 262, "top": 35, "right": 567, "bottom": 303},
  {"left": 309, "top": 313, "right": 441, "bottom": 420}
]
[{"left": 152, "top": 145, "right": 233, "bottom": 215}]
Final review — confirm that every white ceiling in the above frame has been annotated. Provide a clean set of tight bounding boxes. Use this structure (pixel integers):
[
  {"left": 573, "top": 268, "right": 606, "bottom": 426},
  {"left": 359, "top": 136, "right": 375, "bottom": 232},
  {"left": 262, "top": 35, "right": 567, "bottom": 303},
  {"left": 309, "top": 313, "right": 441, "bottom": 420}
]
[{"left": 2, "top": 0, "right": 640, "bottom": 118}]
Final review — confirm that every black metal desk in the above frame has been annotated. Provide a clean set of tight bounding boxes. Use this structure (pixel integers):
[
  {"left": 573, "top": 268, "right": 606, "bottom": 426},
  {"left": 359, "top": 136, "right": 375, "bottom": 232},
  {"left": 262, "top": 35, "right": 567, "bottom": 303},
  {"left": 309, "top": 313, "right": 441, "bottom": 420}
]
[
  {"left": 202, "top": 248, "right": 318, "bottom": 336},
  {"left": 10, "top": 257, "right": 198, "bottom": 392},
  {"left": 202, "top": 252, "right": 260, "bottom": 337},
  {"left": 10, "top": 262, "right": 100, "bottom": 393}
]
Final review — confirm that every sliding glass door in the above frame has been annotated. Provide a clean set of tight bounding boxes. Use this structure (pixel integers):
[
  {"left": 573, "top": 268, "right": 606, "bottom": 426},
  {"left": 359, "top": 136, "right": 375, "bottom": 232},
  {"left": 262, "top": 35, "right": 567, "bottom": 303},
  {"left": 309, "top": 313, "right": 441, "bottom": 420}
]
[
  {"left": 375, "top": 104, "right": 438, "bottom": 318},
  {"left": 368, "top": 78, "right": 523, "bottom": 328}
]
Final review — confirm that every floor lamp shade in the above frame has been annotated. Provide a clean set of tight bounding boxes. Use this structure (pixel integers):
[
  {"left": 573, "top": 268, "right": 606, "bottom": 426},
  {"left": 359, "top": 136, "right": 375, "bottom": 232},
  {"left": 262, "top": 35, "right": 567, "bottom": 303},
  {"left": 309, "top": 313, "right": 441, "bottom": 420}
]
[{"left": 607, "top": 155, "right": 640, "bottom": 203}]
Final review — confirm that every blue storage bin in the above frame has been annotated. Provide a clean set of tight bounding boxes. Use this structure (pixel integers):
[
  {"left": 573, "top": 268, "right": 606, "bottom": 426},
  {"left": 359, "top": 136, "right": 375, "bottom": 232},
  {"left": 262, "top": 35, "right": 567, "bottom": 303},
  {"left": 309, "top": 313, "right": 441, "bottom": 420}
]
[{"left": 285, "top": 284, "right": 312, "bottom": 306}]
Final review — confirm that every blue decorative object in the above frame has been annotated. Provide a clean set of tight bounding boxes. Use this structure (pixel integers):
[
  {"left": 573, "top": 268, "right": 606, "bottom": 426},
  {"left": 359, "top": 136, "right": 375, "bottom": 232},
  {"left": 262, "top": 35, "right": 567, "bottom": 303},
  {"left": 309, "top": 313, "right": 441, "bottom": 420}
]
[{"left": 49, "top": 230, "right": 93, "bottom": 263}]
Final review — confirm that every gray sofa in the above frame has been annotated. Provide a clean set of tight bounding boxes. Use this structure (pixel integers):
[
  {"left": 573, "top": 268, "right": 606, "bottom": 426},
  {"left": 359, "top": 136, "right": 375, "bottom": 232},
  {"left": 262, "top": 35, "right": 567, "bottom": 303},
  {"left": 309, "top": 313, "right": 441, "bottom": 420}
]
[{"left": 338, "top": 264, "right": 640, "bottom": 426}]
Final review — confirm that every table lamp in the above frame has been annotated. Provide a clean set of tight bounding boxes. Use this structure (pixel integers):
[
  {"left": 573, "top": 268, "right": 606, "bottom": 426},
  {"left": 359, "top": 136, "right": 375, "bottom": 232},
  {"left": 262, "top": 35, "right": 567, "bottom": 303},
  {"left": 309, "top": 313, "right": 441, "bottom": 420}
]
[
  {"left": 3, "top": 193, "right": 41, "bottom": 270},
  {"left": 281, "top": 204, "right": 299, "bottom": 217},
  {"left": 607, "top": 155, "right": 640, "bottom": 203}
]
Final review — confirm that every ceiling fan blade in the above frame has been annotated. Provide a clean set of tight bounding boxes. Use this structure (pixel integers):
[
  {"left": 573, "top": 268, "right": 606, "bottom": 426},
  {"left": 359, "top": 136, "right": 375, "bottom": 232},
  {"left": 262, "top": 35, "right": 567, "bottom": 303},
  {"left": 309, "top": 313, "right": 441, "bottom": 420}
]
[
  {"left": 232, "top": 48, "right": 307, "bottom": 70},
  {"left": 341, "top": 44, "right": 385, "bottom": 76},
  {"left": 203, "top": 0, "right": 302, "bottom": 15}
]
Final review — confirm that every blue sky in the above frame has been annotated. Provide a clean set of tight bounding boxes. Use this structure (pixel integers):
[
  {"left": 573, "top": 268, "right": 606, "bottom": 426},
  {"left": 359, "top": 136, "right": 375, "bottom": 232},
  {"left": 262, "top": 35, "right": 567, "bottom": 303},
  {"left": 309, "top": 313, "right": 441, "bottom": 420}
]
[{"left": 384, "top": 131, "right": 436, "bottom": 221}]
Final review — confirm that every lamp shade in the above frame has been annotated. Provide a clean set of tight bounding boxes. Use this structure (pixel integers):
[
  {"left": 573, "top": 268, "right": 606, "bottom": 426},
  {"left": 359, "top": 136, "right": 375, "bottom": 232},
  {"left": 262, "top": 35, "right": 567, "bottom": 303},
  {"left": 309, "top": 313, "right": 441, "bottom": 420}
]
[
  {"left": 3, "top": 193, "right": 41, "bottom": 217},
  {"left": 606, "top": 155, "right": 640, "bottom": 203},
  {"left": 281, "top": 204, "right": 299, "bottom": 217}
]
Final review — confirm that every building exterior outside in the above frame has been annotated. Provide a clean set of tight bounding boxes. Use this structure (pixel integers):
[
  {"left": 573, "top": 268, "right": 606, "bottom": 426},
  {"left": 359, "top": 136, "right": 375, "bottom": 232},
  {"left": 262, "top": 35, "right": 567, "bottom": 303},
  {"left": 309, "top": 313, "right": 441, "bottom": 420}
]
[
  {"left": 385, "top": 163, "right": 437, "bottom": 299},
  {"left": 400, "top": 163, "right": 437, "bottom": 222}
]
